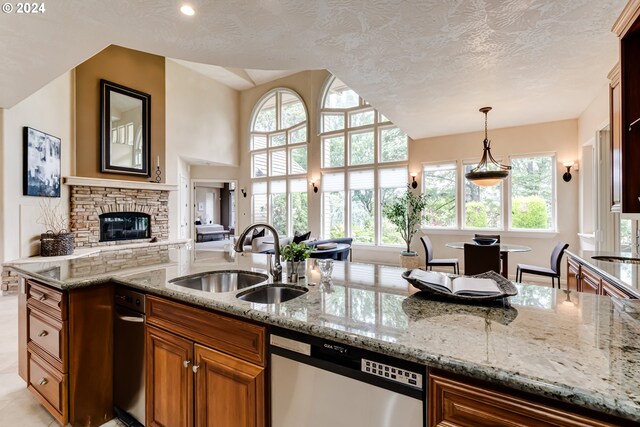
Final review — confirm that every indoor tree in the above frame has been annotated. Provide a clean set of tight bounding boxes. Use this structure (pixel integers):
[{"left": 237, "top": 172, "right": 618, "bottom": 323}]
[{"left": 382, "top": 185, "right": 428, "bottom": 254}]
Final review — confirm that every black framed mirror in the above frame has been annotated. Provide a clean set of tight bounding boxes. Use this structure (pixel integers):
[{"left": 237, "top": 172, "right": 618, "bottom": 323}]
[{"left": 100, "top": 79, "right": 151, "bottom": 176}]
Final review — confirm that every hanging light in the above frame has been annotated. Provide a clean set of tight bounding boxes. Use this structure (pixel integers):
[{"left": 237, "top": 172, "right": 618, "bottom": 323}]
[{"left": 465, "top": 107, "right": 511, "bottom": 186}]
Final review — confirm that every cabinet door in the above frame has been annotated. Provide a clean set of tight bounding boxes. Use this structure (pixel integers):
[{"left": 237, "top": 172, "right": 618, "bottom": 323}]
[
  {"left": 601, "top": 278, "right": 631, "bottom": 299},
  {"left": 146, "top": 325, "right": 194, "bottom": 427},
  {"left": 580, "top": 268, "right": 601, "bottom": 295},
  {"left": 566, "top": 258, "right": 580, "bottom": 292},
  {"left": 194, "top": 344, "right": 265, "bottom": 427}
]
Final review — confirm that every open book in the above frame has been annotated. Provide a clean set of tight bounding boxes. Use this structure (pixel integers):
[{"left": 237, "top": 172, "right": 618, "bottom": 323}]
[{"left": 408, "top": 269, "right": 501, "bottom": 297}]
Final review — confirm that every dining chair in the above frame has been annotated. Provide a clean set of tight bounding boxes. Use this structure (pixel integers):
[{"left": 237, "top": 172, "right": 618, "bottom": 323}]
[
  {"left": 421, "top": 235, "right": 459, "bottom": 274},
  {"left": 464, "top": 243, "right": 501, "bottom": 275},
  {"left": 474, "top": 233, "right": 501, "bottom": 242},
  {"left": 516, "top": 243, "right": 569, "bottom": 288}
]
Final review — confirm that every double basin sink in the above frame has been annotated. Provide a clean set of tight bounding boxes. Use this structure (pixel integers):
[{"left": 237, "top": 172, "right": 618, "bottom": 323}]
[{"left": 168, "top": 270, "right": 307, "bottom": 304}]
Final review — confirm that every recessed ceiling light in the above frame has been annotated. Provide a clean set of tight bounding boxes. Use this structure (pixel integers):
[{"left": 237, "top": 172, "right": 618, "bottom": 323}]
[{"left": 180, "top": 4, "right": 195, "bottom": 16}]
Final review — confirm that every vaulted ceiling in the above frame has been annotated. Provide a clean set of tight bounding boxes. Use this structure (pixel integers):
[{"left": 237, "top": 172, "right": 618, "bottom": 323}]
[{"left": 0, "top": 0, "right": 626, "bottom": 139}]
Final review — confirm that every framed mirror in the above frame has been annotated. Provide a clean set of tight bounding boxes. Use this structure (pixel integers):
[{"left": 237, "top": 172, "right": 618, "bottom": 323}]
[{"left": 100, "top": 79, "right": 151, "bottom": 176}]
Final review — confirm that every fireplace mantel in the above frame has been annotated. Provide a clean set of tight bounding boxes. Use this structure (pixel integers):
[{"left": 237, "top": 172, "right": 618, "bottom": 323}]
[{"left": 64, "top": 176, "right": 178, "bottom": 192}]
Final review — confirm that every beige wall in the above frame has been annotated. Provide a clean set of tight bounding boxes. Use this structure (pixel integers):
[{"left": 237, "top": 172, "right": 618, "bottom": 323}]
[
  {"left": 2, "top": 71, "right": 75, "bottom": 261},
  {"left": 238, "top": 70, "right": 330, "bottom": 236},
  {"left": 165, "top": 60, "right": 241, "bottom": 239},
  {"left": 75, "top": 45, "right": 166, "bottom": 182}
]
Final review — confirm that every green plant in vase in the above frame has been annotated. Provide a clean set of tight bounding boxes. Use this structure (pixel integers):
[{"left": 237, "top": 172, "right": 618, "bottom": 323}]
[
  {"left": 382, "top": 185, "right": 428, "bottom": 268},
  {"left": 281, "top": 242, "right": 311, "bottom": 280}
]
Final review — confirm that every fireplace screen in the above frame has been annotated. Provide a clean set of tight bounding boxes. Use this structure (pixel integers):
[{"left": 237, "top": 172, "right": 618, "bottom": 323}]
[{"left": 99, "top": 212, "right": 150, "bottom": 242}]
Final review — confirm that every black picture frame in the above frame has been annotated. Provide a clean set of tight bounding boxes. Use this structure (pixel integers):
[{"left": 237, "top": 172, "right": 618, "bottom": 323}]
[
  {"left": 23, "top": 126, "right": 61, "bottom": 197},
  {"left": 100, "top": 79, "right": 151, "bottom": 176}
]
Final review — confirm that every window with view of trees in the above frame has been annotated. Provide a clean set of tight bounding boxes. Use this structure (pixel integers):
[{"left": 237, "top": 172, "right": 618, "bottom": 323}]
[
  {"left": 320, "top": 75, "right": 408, "bottom": 245},
  {"left": 423, "top": 163, "right": 457, "bottom": 228},
  {"left": 510, "top": 155, "right": 554, "bottom": 230},
  {"left": 421, "top": 155, "right": 556, "bottom": 232},
  {"left": 250, "top": 88, "right": 308, "bottom": 235}
]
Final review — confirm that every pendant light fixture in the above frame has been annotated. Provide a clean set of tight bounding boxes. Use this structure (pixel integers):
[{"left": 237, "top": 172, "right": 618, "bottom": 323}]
[{"left": 465, "top": 107, "right": 511, "bottom": 187}]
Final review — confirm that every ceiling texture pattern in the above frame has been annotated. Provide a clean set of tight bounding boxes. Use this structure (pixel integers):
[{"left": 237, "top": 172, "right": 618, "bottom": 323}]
[{"left": 0, "top": 0, "right": 626, "bottom": 138}]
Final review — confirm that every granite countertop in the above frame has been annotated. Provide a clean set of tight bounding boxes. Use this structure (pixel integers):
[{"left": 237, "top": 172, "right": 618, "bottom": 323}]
[
  {"left": 567, "top": 249, "right": 640, "bottom": 298},
  {"left": 7, "top": 247, "right": 640, "bottom": 422}
]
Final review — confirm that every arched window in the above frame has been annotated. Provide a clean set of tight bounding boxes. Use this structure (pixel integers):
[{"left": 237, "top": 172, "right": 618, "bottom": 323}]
[
  {"left": 250, "top": 88, "right": 308, "bottom": 236},
  {"left": 319, "top": 76, "right": 409, "bottom": 245}
]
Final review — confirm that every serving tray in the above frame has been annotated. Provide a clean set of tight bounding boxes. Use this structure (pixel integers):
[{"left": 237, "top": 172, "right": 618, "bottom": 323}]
[{"left": 401, "top": 270, "right": 518, "bottom": 301}]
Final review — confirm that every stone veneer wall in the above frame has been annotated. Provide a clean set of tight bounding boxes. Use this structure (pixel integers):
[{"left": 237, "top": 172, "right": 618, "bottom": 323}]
[{"left": 70, "top": 185, "right": 169, "bottom": 247}]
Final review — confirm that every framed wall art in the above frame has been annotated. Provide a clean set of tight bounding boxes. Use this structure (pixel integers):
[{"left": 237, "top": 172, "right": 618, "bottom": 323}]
[{"left": 23, "top": 127, "right": 61, "bottom": 197}]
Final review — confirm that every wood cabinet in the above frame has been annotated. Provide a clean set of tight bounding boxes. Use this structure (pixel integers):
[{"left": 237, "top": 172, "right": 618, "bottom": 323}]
[
  {"left": 146, "top": 325, "right": 194, "bottom": 427},
  {"left": 565, "top": 256, "right": 636, "bottom": 299},
  {"left": 609, "top": 63, "right": 622, "bottom": 212},
  {"left": 146, "top": 296, "right": 266, "bottom": 427},
  {"left": 612, "top": 0, "right": 640, "bottom": 213},
  {"left": 428, "top": 371, "right": 622, "bottom": 427},
  {"left": 19, "top": 278, "right": 114, "bottom": 426}
]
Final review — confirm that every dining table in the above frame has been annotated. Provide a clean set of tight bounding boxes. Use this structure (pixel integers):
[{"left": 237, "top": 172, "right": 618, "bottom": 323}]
[{"left": 445, "top": 241, "right": 532, "bottom": 278}]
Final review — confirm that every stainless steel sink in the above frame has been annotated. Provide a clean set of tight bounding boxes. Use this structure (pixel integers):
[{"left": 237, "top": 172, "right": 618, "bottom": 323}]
[
  {"left": 169, "top": 270, "right": 268, "bottom": 292},
  {"left": 236, "top": 284, "right": 308, "bottom": 304},
  {"left": 591, "top": 255, "right": 640, "bottom": 264}
]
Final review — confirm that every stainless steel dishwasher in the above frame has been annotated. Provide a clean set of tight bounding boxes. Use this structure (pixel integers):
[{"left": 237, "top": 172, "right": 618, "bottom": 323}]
[
  {"left": 270, "top": 327, "right": 425, "bottom": 427},
  {"left": 114, "top": 287, "right": 146, "bottom": 427}
]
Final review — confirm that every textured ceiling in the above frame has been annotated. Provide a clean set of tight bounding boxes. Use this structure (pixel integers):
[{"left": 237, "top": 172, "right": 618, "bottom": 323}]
[{"left": 0, "top": 0, "right": 626, "bottom": 139}]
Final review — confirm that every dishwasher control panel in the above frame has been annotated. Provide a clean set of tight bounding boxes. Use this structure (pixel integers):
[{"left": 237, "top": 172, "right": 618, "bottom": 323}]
[{"left": 361, "top": 359, "right": 423, "bottom": 389}]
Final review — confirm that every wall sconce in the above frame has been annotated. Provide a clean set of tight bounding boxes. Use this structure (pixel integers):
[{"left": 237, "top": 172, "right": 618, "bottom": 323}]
[
  {"left": 310, "top": 180, "right": 319, "bottom": 193},
  {"left": 241, "top": 188, "right": 247, "bottom": 198},
  {"left": 562, "top": 161, "right": 575, "bottom": 182},
  {"left": 410, "top": 173, "right": 418, "bottom": 189}
]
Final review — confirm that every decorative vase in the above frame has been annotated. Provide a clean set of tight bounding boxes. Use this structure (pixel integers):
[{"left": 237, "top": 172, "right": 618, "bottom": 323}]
[
  {"left": 286, "top": 260, "right": 306, "bottom": 281},
  {"left": 40, "top": 231, "right": 74, "bottom": 257},
  {"left": 400, "top": 251, "right": 420, "bottom": 269}
]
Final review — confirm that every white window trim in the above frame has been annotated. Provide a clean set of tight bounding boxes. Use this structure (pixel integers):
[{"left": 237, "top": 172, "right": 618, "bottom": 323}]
[{"left": 421, "top": 160, "right": 459, "bottom": 230}]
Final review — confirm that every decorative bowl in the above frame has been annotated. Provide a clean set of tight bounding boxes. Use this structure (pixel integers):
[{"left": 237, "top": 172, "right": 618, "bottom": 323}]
[{"left": 472, "top": 237, "right": 498, "bottom": 246}]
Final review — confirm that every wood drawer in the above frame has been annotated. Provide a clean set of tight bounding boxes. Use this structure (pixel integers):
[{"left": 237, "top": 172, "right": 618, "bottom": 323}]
[
  {"left": 429, "top": 372, "right": 618, "bottom": 426},
  {"left": 28, "top": 281, "right": 66, "bottom": 320},
  {"left": 28, "top": 307, "right": 67, "bottom": 372},
  {"left": 147, "top": 295, "right": 266, "bottom": 366},
  {"left": 28, "top": 350, "right": 68, "bottom": 425},
  {"left": 580, "top": 267, "right": 601, "bottom": 294}
]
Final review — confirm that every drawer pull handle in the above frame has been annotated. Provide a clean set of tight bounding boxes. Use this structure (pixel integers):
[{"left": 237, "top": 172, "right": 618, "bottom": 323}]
[
  {"left": 38, "top": 330, "right": 48, "bottom": 337},
  {"left": 38, "top": 295, "right": 46, "bottom": 301},
  {"left": 192, "top": 364, "right": 200, "bottom": 374},
  {"left": 39, "top": 378, "right": 48, "bottom": 386},
  {"left": 183, "top": 360, "right": 191, "bottom": 368}
]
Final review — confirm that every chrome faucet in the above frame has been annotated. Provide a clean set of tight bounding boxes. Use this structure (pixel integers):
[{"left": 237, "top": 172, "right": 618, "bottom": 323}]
[{"left": 234, "top": 223, "right": 282, "bottom": 282}]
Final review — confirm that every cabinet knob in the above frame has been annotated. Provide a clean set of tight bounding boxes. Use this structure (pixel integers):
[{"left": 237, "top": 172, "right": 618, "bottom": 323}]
[
  {"left": 38, "top": 294, "right": 46, "bottom": 301},
  {"left": 183, "top": 360, "right": 191, "bottom": 368},
  {"left": 39, "top": 378, "right": 48, "bottom": 386},
  {"left": 192, "top": 364, "right": 200, "bottom": 373},
  {"left": 38, "top": 330, "right": 48, "bottom": 337}
]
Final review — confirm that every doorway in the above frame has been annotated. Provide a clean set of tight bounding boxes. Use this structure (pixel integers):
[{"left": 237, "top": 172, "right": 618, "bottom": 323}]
[{"left": 192, "top": 179, "right": 237, "bottom": 250}]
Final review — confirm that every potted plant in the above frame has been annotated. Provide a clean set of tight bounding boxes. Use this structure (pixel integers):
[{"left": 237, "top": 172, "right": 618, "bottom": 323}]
[
  {"left": 281, "top": 242, "right": 311, "bottom": 281},
  {"left": 382, "top": 185, "right": 428, "bottom": 268},
  {"left": 38, "top": 200, "right": 74, "bottom": 257}
]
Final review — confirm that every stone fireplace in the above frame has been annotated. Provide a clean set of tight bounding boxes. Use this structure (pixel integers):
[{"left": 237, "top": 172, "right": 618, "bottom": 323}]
[{"left": 66, "top": 177, "right": 177, "bottom": 247}]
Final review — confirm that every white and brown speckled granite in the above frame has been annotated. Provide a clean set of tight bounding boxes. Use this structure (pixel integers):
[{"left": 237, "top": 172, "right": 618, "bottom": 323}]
[{"left": 6, "top": 247, "right": 640, "bottom": 422}]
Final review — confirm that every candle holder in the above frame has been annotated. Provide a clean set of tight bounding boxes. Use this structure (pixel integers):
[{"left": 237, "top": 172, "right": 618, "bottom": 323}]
[{"left": 151, "top": 165, "right": 162, "bottom": 183}]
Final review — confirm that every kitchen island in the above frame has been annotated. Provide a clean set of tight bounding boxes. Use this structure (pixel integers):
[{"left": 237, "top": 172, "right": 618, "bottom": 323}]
[
  {"left": 7, "top": 246, "right": 640, "bottom": 425},
  {"left": 566, "top": 249, "right": 640, "bottom": 298}
]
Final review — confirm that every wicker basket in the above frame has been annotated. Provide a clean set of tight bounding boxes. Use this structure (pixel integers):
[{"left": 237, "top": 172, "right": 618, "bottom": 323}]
[{"left": 40, "top": 231, "right": 74, "bottom": 257}]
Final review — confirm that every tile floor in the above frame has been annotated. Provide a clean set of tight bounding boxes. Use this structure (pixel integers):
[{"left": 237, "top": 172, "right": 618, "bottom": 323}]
[{"left": 0, "top": 295, "right": 123, "bottom": 427}]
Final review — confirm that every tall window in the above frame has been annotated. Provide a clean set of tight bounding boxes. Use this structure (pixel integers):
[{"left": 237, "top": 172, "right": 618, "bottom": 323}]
[
  {"left": 250, "top": 89, "right": 308, "bottom": 235},
  {"left": 463, "top": 162, "right": 503, "bottom": 229},
  {"left": 510, "top": 155, "right": 555, "bottom": 230},
  {"left": 320, "top": 76, "right": 408, "bottom": 245},
  {"left": 423, "top": 163, "right": 457, "bottom": 228}
]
